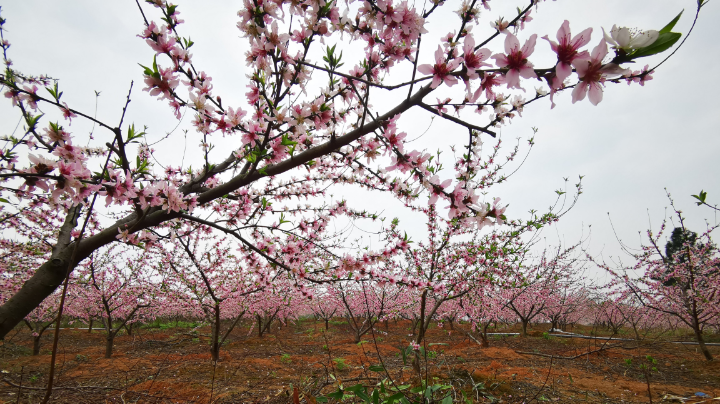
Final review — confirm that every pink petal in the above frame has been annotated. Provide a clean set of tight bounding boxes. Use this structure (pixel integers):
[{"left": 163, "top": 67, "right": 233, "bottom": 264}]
[
  {"left": 505, "top": 69, "right": 520, "bottom": 89},
  {"left": 588, "top": 82, "right": 603, "bottom": 105},
  {"left": 571, "top": 82, "right": 587, "bottom": 103},
  {"left": 590, "top": 38, "right": 608, "bottom": 62},
  {"left": 492, "top": 54, "right": 509, "bottom": 68},
  {"left": 417, "top": 64, "right": 434, "bottom": 75},
  {"left": 556, "top": 20, "right": 571, "bottom": 43},
  {"left": 571, "top": 59, "right": 589, "bottom": 77},
  {"left": 542, "top": 35, "right": 559, "bottom": 53},
  {"left": 434, "top": 46, "right": 444, "bottom": 63},
  {"left": 521, "top": 34, "right": 537, "bottom": 56},
  {"left": 463, "top": 34, "right": 475, "bottom": 54},
  {"left": 555, "top": 62, "right": 572, "bottom": 84},
  {"left": 519, "top": 65, "right": 537, "bottom": 79},
  {"left": 431, "top": 76, "right": 442, "bottom": 88},
  {"left": 571, "top": 27, "right": 593, "bottom": 49},
  {"left": 443, "top": 76, "right": 458, "bottom": 87},
  {"left": 504, "top": 32, "right": 520, "bottom": 54}
]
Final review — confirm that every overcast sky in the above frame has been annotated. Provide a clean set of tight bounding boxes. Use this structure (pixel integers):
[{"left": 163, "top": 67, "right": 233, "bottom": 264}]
[{"left": 1, "top": 0, "right": 718, "bottom": 284}]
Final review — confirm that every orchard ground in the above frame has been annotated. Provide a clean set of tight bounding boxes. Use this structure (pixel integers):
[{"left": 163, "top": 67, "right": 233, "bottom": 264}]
[{"left": 0, "top": 319, "right": 718, "bottom": 403}]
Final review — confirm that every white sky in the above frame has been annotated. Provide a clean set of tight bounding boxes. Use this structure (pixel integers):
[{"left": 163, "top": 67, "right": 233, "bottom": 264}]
[{"left": 1, "top": 0, "right": 718, "bottom": 285}]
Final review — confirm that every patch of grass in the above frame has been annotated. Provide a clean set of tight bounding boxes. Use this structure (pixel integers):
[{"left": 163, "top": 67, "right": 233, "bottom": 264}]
[
  {"left": 280, "top": 353, "right": 292, "bottom": 364},
  {"left": 142, "top": 319, "right": 200, "bottom": 330},
  {"left": 333, "top": 357, "right": 348, "bottom": 371}
]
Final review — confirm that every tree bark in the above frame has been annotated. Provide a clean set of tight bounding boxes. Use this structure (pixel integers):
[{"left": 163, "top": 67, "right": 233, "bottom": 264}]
[
  {"left": 105, "top": 334, "right": 115, "bottom": 359},
  {"left": 693, "top": 324, "right": 713, "bottom": 361},
  {"left": 33, "top": 335, "right": 41, "bottom": 356},
  {"left": 211, "top": 305, "right": 221, "bottom": 362},
  {"left": 481, "top": 322, "right": 490, "bottom": 348}
]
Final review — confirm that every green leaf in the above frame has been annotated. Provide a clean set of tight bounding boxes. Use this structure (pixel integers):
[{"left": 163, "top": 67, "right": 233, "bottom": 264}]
[
  {"left": 138, "top": 64, "right": 155, "bottom": 77},
  {"left": 385, "top": 392, "right": 407, "bottom": 404},
  {"left": 368, "top": 365, "right": 385, "bottom": 372},
  {"left": 45, "top": 82, "right": 62, "bottom": 101},
  {"left": 25, "top": 113, "right": 44, "bottom": 131},
  {"left": 326, "top": 389, "right": 344, "bottom": 400},
  {"left": 630, "top": 32, "right": 682, "bottom": 59},
  {"left": 0, "top": 198, "right": 9, "bottom": 203},
  {"left": 659, "top": 10, "right": 683, "bottom": 34},
  {"left": 441, "top": 395, "right": 453, "bottom": 404},
  {"left": 691, "top": 190, "right": 707, "bottom": 205},
  {"left": 346, "top": 384, "right": 371, "bottom": 402}
]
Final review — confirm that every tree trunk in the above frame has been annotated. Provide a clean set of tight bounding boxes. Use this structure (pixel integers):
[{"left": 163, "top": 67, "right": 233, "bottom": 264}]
[
  {"left": 448, "top": 319, "right": 454, "bottom": 330},
  {"left": 88, "top": 318, "right": 93, "bottom": 333},
  {"left": 257, "top": 315, "right": 264, "bottom": 337},
  {"left": 693, "top": 324, "right": 714, "bottom": 361},
  {"left": 105, "top": 334, "right": 115, "bottom": 359},
  {"left": 521, "top": 320, "right": 528, "bottom": 337},
  {"left": 325, "top": 319, "right": 329, "bottom": 331},
  {"left": 211, "top": 305, "right": 221, "bottom": 362},
  {"left": 411, "top": 318, "right": 419, "bottom": 336},
  {"left": 412, "top": 291, "right": 428, "bottom": 376},
  {"left": 32, "top": 335, "right": 41, "bottom": 355},
  {"left": 481, "top": 322, "right": 490, "bottom": 348}
]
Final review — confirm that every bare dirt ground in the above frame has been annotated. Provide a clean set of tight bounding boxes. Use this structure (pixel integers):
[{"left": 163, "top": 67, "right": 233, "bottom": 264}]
[{"left": 0, "top": 320, "right": 718, "bottom": 403}]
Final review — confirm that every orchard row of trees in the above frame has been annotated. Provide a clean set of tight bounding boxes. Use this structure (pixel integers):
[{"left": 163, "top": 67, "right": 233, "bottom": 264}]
[{"left": 6, "top": 202, "right": 719, "bottom": 363}]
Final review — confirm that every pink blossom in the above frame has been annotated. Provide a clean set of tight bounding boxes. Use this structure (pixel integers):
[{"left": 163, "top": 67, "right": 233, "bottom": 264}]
[
  {"left": 59, "top": 102, "right": 78, "bottom": 123},
  {"left": 417, "top": 46, "right": 461, "bottom": 89},
  {"left": 461, "top": 34, "right": 491, "bottom": 82},
  {"left": 492, "top": 33, "right": 537, "bottom": 90},
  {"left": 542, "top": 21, "right": 592, "bottom": 89},
  {"left": 571, "top": 39, "right": 628, "bottom": 105},
  {"left": 142, "top": 66, "right": 179, "bottom": 101},
  {"left": 625, "top": 64, "right": 654, "bottom": 86}
]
